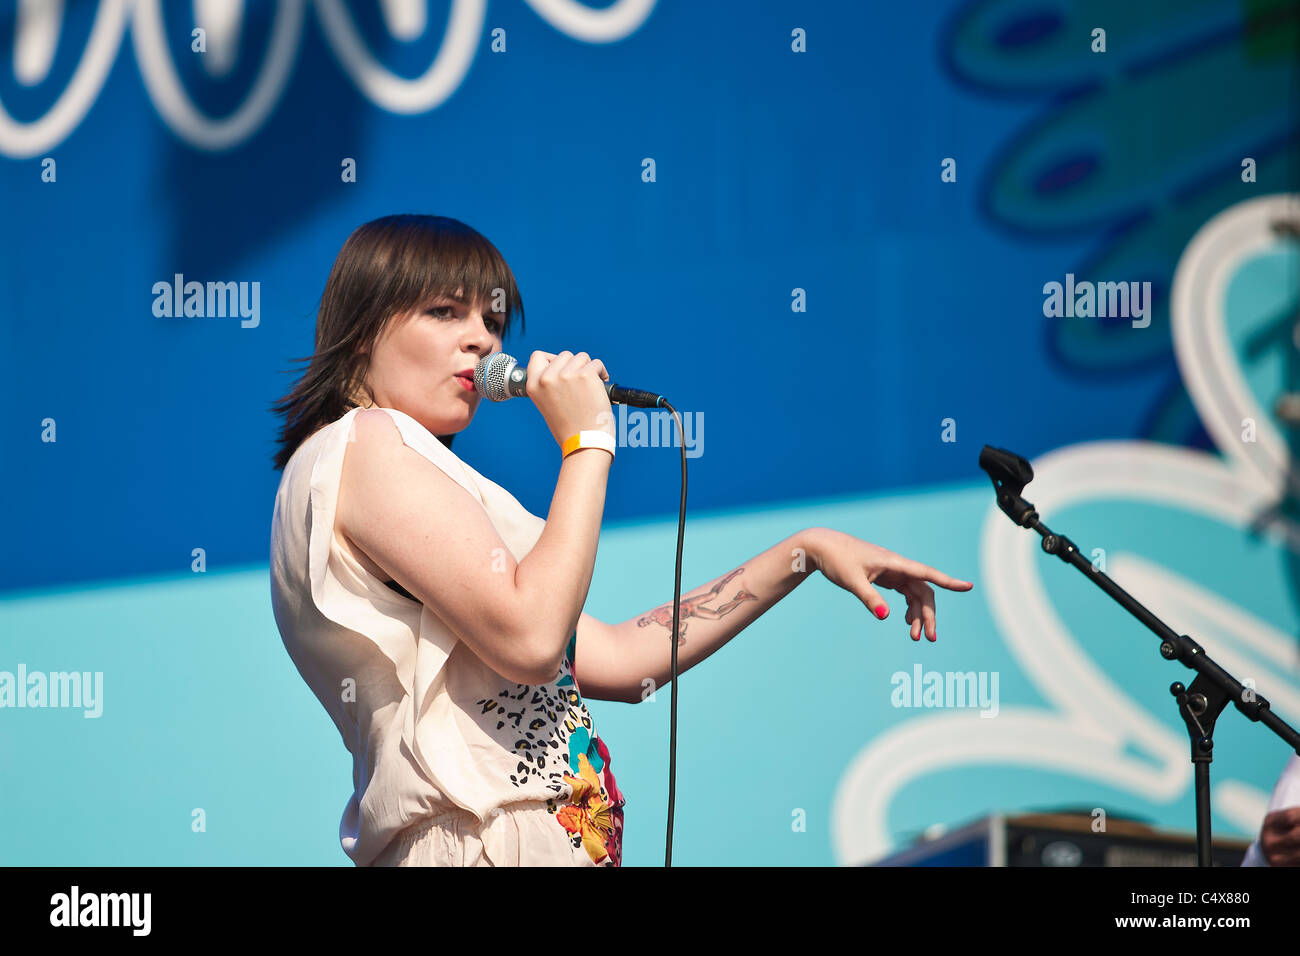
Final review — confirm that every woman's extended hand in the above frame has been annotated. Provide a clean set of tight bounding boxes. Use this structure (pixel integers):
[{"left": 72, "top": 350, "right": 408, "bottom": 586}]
[{"left": 804, "top": 527, "right": 974, "bottom": 642}]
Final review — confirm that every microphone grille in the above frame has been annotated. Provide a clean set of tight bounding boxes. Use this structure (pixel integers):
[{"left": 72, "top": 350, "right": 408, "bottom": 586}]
[{"left": 474, "top": 351, "right": 516, "bottom": 402}]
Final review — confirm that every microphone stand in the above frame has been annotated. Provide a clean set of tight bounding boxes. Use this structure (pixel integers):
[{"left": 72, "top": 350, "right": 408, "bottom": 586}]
[{"left": 979, "top": 445, "right": 1300, "bottom": 865}]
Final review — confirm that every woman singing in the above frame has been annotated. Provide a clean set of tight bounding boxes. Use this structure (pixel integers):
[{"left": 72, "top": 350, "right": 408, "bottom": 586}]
[{"left": 268, "top": 213, "right": 974, "bottom": 867}]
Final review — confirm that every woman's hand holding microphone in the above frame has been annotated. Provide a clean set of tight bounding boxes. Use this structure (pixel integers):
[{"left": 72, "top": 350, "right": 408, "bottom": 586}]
[{"left": 525, "top": 350, "right": 616, "bottom": 461}]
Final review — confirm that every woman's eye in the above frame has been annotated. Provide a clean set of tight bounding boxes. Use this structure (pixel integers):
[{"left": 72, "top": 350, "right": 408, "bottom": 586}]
[{"left": 427, "top": 305, "right": 501, "bottom": 333}]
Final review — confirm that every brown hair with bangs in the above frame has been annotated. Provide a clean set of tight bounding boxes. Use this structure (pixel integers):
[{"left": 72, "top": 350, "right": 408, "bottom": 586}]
[{"left": 270, "top": 214, "right": 525, "bottom": 471}]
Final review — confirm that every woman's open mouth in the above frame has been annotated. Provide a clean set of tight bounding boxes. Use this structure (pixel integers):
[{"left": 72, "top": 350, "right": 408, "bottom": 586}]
[{"left": 454, "top": 373, "right": 476, "bottom": 392}]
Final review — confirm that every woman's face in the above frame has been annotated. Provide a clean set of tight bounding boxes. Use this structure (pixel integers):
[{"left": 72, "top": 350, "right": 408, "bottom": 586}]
[{"left": 361, "top": 288, "right": 505, "bottom": 434}]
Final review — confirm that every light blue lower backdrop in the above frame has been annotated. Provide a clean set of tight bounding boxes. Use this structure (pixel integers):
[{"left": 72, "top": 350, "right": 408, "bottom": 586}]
[{"left": 3, "top": 461, "right": 1296, "bottom": 865}]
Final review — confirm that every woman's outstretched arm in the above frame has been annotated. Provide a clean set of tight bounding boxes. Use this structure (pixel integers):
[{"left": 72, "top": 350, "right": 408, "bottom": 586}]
[{"left": 571, "top": 527, "right": 974, "bottom": 704}]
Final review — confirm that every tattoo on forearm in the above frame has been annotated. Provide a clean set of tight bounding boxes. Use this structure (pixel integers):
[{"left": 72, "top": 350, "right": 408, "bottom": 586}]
[{"left": 635, "top": 567, "right": 758, "bottom": 645}]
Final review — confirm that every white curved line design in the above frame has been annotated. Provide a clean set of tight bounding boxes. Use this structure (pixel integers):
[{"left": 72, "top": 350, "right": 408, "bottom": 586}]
[
  {"left": 832, "top": 194, "right": 1300, "bottom": 865},
  {"left": 314, "top": 0, "right": 484, "bottom": 115},
  {"left": 832, "top": 442, "right": 1296, "bottom": 865},
  {"left": 0, "top": 0, "right": 658, "bottom": 157},
  {"left": 1173, "top": 193, "right": 1300, "bottom": 495},
  {"left": 193, "top": 0, "right": 244, "bottom": 78},
  {"left": 379, "top": 0, "right": 428, "bottom": 41},
  {"left": 132, "top": 0, "right": 305, "bottom": 152},
  {"left": 0, "top": 0, "right": 130, "bottom": 158},
  {"left": 15, "top": 0, "right": 64, "bottom": 86},
  {"left": 522, "top": 0, "right": 658, "bottom": 43}
]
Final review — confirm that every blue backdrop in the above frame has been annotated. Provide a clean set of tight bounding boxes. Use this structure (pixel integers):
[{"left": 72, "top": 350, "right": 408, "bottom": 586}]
[{"left": 3, "top": 0, "right": 1298, "bottom": 865}]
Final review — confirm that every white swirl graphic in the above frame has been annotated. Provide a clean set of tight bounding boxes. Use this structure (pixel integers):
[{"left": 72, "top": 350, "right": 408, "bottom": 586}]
[
  {"left": 831, "top": 194, "right": 1300, "bottom": 865},
  {"left": 0, "top": 0, "right": 130, "bottom": 158},
  {"left": 0, "top": 0, "right": 657, "bottom": 157},
  {"left": 132, "top": 0, "right": 305, "bottom": 151},
  {"left": 314, "top": 0, "right": 484, "bottom": 115}
]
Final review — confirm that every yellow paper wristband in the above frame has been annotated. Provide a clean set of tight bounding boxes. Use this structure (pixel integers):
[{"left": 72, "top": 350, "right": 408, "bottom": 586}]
[{"left": 561, "top": 430, "right": 616, "bottom": 460}]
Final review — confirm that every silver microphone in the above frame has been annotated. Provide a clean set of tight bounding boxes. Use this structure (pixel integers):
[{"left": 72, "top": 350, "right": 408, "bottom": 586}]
[
  {"left": 473, "top": 351, "right": 529, "bottom": 402},
  {"left": 472, "top": 351, "right": 665, "bottom": 408}
]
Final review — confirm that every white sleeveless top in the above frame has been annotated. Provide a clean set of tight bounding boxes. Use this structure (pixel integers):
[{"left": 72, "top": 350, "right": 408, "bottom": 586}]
[{"left": 269, "top": 406, "right": 625, "bottom": 866}]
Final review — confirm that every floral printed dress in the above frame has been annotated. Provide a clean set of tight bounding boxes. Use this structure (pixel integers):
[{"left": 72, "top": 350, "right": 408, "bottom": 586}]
[{"left": 541, "top": 631, "right": 625, "bottom": 865}]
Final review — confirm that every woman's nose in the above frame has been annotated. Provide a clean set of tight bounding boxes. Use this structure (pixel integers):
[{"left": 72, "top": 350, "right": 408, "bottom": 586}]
[{"left": 464, "top": 323, "right": 494, "bottom": 352}]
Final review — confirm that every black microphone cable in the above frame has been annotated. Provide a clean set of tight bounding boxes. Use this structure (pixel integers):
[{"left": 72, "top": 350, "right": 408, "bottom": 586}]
[
  {"left": 658, "top": 398, "right": 687, "bottom": 868},
  {"left": 474, "top": 352, "right": 689, "bottom": 865}
]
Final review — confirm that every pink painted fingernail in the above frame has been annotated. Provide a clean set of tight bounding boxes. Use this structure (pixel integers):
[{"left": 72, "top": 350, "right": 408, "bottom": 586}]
[{"left": 875, "top": 605, "right": 888, "bottom": 619}]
